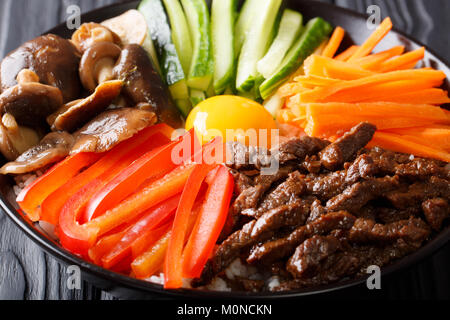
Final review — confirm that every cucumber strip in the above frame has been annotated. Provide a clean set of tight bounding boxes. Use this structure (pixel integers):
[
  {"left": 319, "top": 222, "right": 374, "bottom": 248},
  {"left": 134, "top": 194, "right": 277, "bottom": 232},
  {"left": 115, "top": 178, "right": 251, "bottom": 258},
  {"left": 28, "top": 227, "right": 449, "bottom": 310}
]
[
  {"left": 235, "top": 0, "right": 282, "bottom": 93},
  {"left": 174, "top": 99, "right": 192, "bottom": 117},
  {"left": 234, "top": 0, "right": 258, "bottom": 58},
  {"left": 257, "top": 9, "right": 303, "bottom": 79},
  {"left": 211, "top": 0, "right": 238, "bottom": 94},
  {"left": 263, "top": 92, "right": 285, "bottom": 118},
  {"left": 162, "top": 0, "right": 193, "bottom": 75},
  {"left": 190, "top": 89, "right": 206, "bottom": 106},
  {"left": 181, "top": 0, "right": 214, "bottom": 92},
  {"left": 259, "top": 17, "right": 332, "bottom": 99},
  {"left": 139, "top": 0, "right": 191, "bottom": 116}
]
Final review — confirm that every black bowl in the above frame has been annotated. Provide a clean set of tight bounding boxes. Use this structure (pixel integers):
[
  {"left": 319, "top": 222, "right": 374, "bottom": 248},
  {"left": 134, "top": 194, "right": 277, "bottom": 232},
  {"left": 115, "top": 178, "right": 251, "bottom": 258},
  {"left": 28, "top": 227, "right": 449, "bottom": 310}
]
[{"left": 1, "top": 0, "right": 449, "bottom": 300}]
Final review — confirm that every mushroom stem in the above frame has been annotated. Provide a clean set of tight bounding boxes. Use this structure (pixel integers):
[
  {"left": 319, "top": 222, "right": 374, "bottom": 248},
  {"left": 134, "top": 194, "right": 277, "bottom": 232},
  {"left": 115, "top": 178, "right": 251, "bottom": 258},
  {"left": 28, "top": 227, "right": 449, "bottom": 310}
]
[
  {"left": 95, "top": 57, "right": 116, "bottom": 84},
  {"left": 16, "top": 69, "right": 40, "bottom": 84},
  {"left": 79, "top": 41, "right": 122, "bottom": 92}
]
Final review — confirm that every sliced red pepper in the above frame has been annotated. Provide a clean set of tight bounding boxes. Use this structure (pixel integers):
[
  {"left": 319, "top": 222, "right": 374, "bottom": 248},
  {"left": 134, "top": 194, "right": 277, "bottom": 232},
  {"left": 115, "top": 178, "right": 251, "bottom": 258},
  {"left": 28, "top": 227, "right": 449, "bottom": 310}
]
[
  {"left": 85, "top": 129, "right": 199, "bottom": 221},
  {"left": 58, "top": 163, "right": 197, "bottom": 256},
  {"left": 164, "top": 165, "right": 213, "bottom": 288},
  {"left": 16, "top": 152, "right": 102, "bottom": 221},
  {"left": 182, "top": 165, "right": 234, "bottom": 278},
  {"left": 101, "top": 195, "right": 181, "bottom": 269},
  {"left": 41, "top": 128, "right": 171, "bottom": 225}
]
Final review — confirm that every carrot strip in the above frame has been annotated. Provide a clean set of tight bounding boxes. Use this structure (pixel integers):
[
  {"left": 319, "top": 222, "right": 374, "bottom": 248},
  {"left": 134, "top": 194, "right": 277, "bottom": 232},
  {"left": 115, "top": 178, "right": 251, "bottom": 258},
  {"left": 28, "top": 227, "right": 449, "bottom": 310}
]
[
  {"left": 361, "top": 88, "right": 450, "bottom": 105},
  {"left": 306, "top": 102, "right": 450, "bottom": 123},
  {"left": 368, "top": 131, "right": 450, "bottom": 162},
  {"left": 294, "top": 75, "right": 341, "bottom": 87},
  {"left": 335, "top": 45, "right": 359, "bottom": 61},
  {"left": 379, "top": 47, "right": 425, "bottom": 72},
  {"left": 385, "top": 126, "right": 450, "bottom": 151},
  {"left": 298, "top": 69, "right": 446, "bottom": 102},
  {"left": 348, "top": 17, "right": 393, "bottom": 61},
  {"left": 304, "top": 54, "right": 375, "bottom": 80},
  {"left": 322, "top": 26, "right": 345, "bottom": 58},
  {"left": 353, "top": 46, "right": 405, "bottom": 70},
  {"left": 322, "top": 79, "right": 444, "bottom": 103},
  {"left": 278, "top": 82, "right": 307, "bottom": 98},
  {"left": 304, "top": 114, "right": 438, "bottom": 138}
]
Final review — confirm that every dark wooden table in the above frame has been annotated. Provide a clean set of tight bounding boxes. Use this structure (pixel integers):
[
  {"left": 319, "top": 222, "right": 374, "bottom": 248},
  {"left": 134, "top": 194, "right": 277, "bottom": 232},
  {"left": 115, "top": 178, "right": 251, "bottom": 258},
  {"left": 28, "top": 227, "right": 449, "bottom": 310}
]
[{"left": 0, "top": 0, "right": 449, "bottom": 300}]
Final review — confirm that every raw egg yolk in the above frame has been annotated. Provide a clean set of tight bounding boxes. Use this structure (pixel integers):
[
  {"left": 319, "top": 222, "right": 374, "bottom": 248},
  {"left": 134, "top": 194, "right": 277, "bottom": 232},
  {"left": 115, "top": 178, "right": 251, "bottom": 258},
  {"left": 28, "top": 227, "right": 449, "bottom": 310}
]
[{"left": 186, "top": 95, "right": 277, "bottom": 147}]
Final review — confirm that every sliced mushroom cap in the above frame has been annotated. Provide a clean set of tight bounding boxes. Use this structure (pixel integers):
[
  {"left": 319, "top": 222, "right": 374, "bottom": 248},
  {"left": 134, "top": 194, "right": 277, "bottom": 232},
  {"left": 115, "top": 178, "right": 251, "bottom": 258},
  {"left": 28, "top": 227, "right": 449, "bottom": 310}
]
[
  {"left": 71, "top": 22, "right": 122, "bottom": 53},
  {"left": 0, "top": 132, "right": 74, "bottom": 175},
  {"left": 0, "top": 34, "right": 81, "bottom": 102},
  {"left": 79, "top": 41, "right": 122, "bottom": 92},
  {"left": 49, "top": 80, "right": 123, "bottom": 132},
  {"left": 71, "top": 108, "right": 157, "bottom": 154},
  {"left": 0, "top": 73, "right": 63, "bottom": 127},
  {"left": 113, "top": 44, "right": 183, "bottom": 129}
]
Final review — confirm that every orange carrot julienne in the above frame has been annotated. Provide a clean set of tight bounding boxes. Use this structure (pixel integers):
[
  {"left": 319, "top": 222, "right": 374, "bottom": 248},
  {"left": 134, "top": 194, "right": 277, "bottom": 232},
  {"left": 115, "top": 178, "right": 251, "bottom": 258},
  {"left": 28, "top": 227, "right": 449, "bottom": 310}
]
[
  {"left": 304, "top": 114, "right": 439, "bottom": 138},
  {"left": 335, "top": 45, "right": 359, "bottom": 61},
  {"left": 321, "top": 79, "right": 444, "bottom": 103},
  {"left": 361, "top": 88, "right": 450, "bottom": 105},
  {"left": 298, "top": 69, "right": 446, "bottom": 102},
  {"left": 294, "top": 75, "right": 341, "bottom": 87},
  {"left": 367, "top": 131, "right": 450, "bottom": 162},
  {"left": 353, "top": 45, "right": 405, "bottom": 69},
  {"left": 306, "top": 102, "right": 450, "bottom": 123},
  {"left": 379, "top": 47, "right": 425, "bottom": 72},
  {"left": 304, "top": 54, "right": 375, "bottom": 80},
  {"left": 348, "top": 17, "right": 393, "bottom": 61},
  {"left": 384, "top": 126, "right": 450, "bottom": 151},
  {"left": 322, "top": 26, "right": 345, "bottom": 58},
  {"left": 278, "top": 82, "right": 307, "bottom": 98}
]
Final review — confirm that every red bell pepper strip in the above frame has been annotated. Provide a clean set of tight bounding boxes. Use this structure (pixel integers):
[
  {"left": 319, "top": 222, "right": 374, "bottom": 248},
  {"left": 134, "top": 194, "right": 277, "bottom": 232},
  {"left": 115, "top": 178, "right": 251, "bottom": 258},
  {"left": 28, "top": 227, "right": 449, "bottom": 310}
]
[
  {"left": 85, "top": 129, "right": 199, "bottom": 221},
  {"left": 182, "top": 165, "right": 234, "bottom": 278},
  {"left": 16, "top": 152, "right": 102, "bottom": 221},
  {"left": 59, "top": 163, "right": 196, "bottom": 256},
  {"left": 101, "top": 195, "right": 181, "bottom": 268},
  {"left": 41, "top": 128, "right": 170, "bottom": 225},
  {"left": 164, "top": 165, "right": 213, "bottom": 288}
]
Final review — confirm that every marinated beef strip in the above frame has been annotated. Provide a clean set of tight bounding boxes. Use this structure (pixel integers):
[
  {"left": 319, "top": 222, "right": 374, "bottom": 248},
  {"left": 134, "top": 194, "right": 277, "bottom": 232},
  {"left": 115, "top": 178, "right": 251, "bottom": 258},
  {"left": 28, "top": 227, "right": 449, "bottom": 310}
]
[
  {"left": 326, "top": 176, "right": 400, "bottom": 213},
  {"left": 198, "top": 122, "right": 449, "bottom": 291},
  {"left": 273, "top": 136, "right": 330, "bottom": 164},
  {"left": 274, "top": 238, "right": 417, "bottom": 292},
  {"left": 348, "top": 217, "right": 431, "bottom": 245},
  {"left": 422, "top": 198, "right": 450, "bottom": 231},
  {"left": 247, "top": 211, "right": 356, "bottom": 264},
  {"left": 194, "top": 201, "right": 312, "bottom": 286},
  {"left": 386, "top": 176, "right": 450, "bottom": 210},
  {"left": 319, "top": 122, "right": 376, "bottom": 170},
  {"left": 287, "top": 235, "right": 345, "bottom": 278}
]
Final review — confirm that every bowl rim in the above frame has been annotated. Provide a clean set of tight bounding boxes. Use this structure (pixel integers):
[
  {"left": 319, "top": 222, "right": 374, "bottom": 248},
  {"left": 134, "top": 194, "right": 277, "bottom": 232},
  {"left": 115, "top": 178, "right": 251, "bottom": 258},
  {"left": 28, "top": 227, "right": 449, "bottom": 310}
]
[{"left": 1, "top": 0, "right": 449, "bottom": 299}]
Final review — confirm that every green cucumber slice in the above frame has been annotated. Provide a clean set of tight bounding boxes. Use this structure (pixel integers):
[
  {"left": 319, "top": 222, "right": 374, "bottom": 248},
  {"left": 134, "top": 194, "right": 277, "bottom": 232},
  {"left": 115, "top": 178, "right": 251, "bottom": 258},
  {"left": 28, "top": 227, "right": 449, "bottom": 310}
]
[
  {"left": 263, "top": 92, "right": 285, "bottom": 118},
  {"left": 162, "top": 0, "right": 193, "bottom": 75},
  {"left": 211, "top": 0, "right": 238, "bottom": 94},
  {"left": 139, "top": 0, "right": 191, "bottom": 116},
  {"left": 235, "top": 0, "right": 282, "bottom": 93},
  {"left": 190, "top": 89, "right": 206, "bottom": 106},
  {"left": 181, "top": 0, "right": 214, "bottom": 91},
  {"left": 259, "top": 17, "right": 332, "bottom": 99},
  {"left": 234, "top": 0, "right": 258, "bottom": 58},
  {"left": 257, "top": 9, "right": 303, "bottom": 79}
]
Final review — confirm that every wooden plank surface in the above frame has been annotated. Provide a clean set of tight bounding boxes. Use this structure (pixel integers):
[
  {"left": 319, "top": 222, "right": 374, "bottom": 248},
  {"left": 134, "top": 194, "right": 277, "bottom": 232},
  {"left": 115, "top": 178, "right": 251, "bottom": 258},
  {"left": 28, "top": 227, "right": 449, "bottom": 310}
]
[{"left": 0, "top": 0, "right": 449, "bottom": 300}]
